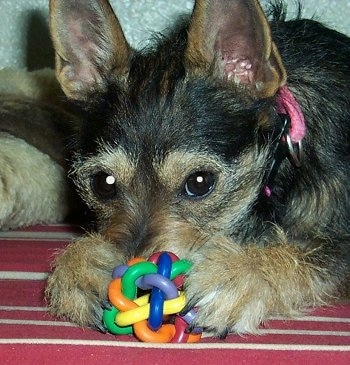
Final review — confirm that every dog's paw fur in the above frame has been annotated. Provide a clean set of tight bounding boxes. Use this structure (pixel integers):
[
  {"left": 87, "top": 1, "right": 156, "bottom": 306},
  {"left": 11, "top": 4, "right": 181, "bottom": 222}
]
[
  {"left": 184, "top": 241, "right": 270, "bottom": 335},
  {"left": 46, "top": 234, "right": 124, "bottom": 329},
  {"left": 184, "top": 236, "right": 333, "bottom": 336}
]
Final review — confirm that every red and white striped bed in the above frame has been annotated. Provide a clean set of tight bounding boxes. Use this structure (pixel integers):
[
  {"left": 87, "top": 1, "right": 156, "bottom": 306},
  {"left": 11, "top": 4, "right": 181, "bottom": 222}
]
[{"left": 1, "top": 224, "right": 349, "bottom": 364}]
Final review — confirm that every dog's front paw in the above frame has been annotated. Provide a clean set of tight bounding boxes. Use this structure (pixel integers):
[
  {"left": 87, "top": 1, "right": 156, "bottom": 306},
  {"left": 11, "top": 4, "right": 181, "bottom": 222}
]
[
  {"left": 46, "top": 234, "right": 123, "bottom": 330},
  {"left": 184, "top": 237, "right": 328, "bottom": 336},
  {"left": 184, "top": 242, "right": 273, "bottom": 336}
]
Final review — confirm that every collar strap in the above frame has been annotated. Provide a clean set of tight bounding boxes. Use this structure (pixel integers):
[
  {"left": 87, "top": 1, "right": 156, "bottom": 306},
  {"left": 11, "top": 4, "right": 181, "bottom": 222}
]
[
  {"left": 263, "top": 86, "right": 306, "bottom": 198},
  {"left": 276, "top": 85, "right": 306, "bottom": 143}
]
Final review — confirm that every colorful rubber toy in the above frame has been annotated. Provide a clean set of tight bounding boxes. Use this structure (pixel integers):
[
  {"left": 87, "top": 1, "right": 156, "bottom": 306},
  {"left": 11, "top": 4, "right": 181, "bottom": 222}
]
[{"left": 103, "top": 251, "right": 203, "bottom": 343}]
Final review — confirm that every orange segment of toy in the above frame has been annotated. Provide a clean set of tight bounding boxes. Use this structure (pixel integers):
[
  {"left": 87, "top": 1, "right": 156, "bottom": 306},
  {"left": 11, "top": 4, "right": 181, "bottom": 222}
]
[
  {"left": 134, "top": 321, "right": 176, "bottom": 342},
  {"left": 127, "top": 257, "right": 146, "bottom": 265},
  {"left": 109, "top": 278, "right": 137, "bottom": 311}
]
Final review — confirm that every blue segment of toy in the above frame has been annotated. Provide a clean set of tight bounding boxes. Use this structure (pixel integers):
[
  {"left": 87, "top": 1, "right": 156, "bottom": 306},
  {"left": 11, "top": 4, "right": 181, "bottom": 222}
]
[{"left": 148, "top": 252, "right": 173, "bottom": 331}]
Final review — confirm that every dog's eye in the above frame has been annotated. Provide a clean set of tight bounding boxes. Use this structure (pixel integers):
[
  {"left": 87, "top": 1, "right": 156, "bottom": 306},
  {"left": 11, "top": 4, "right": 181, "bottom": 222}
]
[
  {"left": 90, "top": 172, "right": 117, "bottom": 200},
  {"left": 183, "top": 171, "right": 216, "bottom": 198}
]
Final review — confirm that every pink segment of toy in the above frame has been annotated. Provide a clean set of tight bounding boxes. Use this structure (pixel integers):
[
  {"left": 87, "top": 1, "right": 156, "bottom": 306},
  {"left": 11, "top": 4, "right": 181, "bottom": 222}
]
[
  {"left": 148, "top": 251, "right": 185, "bottom": 288},
  {"left": 148, "top": 251, "right": 179, "bottom": 263}
]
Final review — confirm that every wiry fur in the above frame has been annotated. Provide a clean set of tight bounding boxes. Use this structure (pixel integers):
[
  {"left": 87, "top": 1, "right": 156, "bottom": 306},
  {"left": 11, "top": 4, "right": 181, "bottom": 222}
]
[
  {"left": 0, "top": 68, "right": 76, "bottom": 230},
  {"left": 46, "top": 0, "right": 350, "bottom": 336},
  {"left": 0, "top": 132, "right": 69, "bottom": 230}
]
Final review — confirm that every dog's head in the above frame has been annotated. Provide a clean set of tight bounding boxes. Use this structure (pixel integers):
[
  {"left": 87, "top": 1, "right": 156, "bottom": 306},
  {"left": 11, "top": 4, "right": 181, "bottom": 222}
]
[{"left": 49, "top": 0, "right": 286, "bottom": 256}]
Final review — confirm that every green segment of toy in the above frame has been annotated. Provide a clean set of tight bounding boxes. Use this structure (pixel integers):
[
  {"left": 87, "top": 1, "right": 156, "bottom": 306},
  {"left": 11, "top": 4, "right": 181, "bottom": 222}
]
[
  {"left": 103, "top": 258, "right": 193, "bottom": 335},
  {"left": 103, "top": 305, "right": 133, "bottom": 335}
]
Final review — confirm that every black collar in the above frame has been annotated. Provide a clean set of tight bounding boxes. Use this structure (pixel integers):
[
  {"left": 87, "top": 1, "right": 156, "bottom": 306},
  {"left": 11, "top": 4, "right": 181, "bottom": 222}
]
[{"left": 262, "top": 113, "right": 304, "bottom": 199}]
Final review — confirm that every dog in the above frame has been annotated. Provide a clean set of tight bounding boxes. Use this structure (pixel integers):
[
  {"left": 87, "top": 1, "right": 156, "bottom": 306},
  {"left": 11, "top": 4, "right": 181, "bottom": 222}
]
[{"left": 45, "top": 0, "right": 350, "bottom": 336}]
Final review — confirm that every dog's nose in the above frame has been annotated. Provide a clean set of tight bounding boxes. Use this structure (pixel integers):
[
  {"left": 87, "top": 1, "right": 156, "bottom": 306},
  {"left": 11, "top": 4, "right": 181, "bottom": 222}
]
[
  {"left": 101, "top": 208, "right": 152, "bottom": 257},
  {"left": 132, "top": 222, "right": 149, "bottom": 251}
]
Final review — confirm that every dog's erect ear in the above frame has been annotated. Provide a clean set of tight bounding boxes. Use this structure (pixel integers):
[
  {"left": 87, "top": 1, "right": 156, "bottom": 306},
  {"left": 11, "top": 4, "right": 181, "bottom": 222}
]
[
  {"left": 49, "top": 0, "right": 131, "bottom": 101},
  {"left": 185, "top": 0, "right": 286, "bottom": 98}
]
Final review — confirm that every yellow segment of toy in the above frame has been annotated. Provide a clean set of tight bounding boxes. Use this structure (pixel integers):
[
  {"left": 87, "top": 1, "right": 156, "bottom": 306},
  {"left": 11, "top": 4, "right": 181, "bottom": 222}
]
[{"left": 115, "top": 292, "right": 186, "bottom": 327}]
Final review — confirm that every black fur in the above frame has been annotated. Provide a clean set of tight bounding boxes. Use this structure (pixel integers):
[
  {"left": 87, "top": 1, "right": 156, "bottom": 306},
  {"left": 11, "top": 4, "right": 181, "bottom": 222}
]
[
  {"left": 46, "top": 0, "right": 350, "bottom": 335},
  {"left": 70, "top": 3, "right": 350, "bottom": 285}
]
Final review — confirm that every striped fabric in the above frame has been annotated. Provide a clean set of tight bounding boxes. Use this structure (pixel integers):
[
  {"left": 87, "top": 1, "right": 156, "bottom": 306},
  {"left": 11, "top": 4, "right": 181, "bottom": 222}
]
[{"left": 1, "top": 224, "right": 349, "bottom": 365}]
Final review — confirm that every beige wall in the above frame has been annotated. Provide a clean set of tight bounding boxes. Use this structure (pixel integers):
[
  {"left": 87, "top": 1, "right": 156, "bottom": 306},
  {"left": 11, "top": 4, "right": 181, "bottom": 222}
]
[{"left": 0, "top": 0, "right": 349, "bottom": 69}]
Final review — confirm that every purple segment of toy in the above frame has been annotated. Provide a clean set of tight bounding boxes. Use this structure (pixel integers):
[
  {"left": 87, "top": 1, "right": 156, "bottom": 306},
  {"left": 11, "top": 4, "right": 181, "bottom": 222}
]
[
  {"left": 140, "top": 273, "right": 178, "bottom": 299},
  {"left": 112, "top": 265, "right": 128, "bottom": 279},
  {"left": 180, "top": 309, "right": 196, "bottom": 324},
  {"left": 112, "top": 264, "right": 178, "bottom": 299},
  {"left": 180, "top": 309, "right": 202, "bottom": 334},
  {"left": 135, "top": 277, "right": 143, "bottom": 288}
]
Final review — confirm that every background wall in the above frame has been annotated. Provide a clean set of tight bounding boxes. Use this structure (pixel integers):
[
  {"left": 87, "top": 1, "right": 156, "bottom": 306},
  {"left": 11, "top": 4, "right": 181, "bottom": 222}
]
[{"left": 0, "top": 0, "right": 349, "bottom": 70}]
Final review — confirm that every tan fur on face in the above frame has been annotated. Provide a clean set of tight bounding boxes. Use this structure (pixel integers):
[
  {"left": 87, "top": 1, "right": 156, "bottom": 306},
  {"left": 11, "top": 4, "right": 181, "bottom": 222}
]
[
  {"left": 75, "top": 144, "right": 137, "bottom": 186},
  {"left": 88, "top": 145, "right": 269, "bottom": 236},
  {"left": 154, "top": 147, "right": 270, "bottom": 236},
  {"left": 156, "top": 150, "right": 227, "bottom": 192},
  {"left": 71, "top": 144, "right": 137, "bottom": 212}
]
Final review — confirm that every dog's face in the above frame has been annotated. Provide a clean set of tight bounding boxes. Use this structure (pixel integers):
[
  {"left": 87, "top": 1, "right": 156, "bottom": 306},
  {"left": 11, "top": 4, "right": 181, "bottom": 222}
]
[{"left": 50, "top": 0, "right": 286, "bottom": 257}]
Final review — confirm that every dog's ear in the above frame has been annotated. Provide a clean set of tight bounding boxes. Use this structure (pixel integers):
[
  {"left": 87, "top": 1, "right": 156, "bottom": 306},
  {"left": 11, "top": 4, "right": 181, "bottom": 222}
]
[
  {"left": 49, "top": 0, "right": 131, "bottom": 101},
  {"left": 185, "top": 0, "right": 286, "bottom": 98}
]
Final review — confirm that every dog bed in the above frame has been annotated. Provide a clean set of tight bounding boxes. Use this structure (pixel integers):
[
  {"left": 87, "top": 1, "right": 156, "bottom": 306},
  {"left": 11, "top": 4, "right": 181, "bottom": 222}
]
[{"left": 1, "top": 224, "right": 349, "bottom": 365}]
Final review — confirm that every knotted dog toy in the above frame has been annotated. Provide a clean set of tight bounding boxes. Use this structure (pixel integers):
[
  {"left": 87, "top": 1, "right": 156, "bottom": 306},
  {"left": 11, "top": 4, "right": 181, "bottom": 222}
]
[{"left": 103, "top": 251, "right": 202, "bottom": 343}]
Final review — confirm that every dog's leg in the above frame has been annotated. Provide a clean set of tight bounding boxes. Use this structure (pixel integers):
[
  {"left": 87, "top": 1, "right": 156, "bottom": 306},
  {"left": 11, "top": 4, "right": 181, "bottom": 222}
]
[
  {"left": 184, "top": 232, "right": 346, "bottom": 336},
  {"left": 0, "top": 133, "right": 69, "bottom": 230},
  {"left": 46, "top": 234, "right": 124, "bottom": 330}
]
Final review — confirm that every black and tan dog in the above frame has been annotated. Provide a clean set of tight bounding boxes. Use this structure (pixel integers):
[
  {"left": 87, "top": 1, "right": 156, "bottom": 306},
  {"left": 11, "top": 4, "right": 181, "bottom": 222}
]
[{"left": 46, "top": 0, "right": 350, "bottom": 336}]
